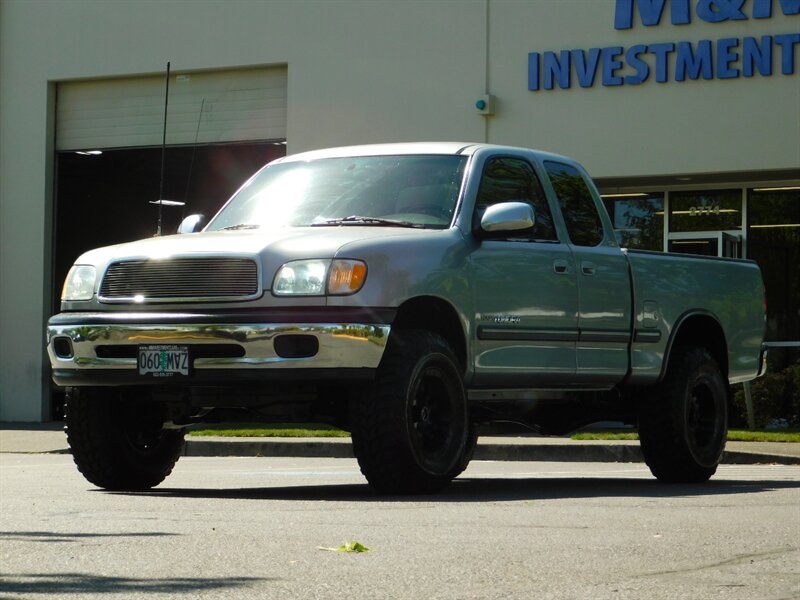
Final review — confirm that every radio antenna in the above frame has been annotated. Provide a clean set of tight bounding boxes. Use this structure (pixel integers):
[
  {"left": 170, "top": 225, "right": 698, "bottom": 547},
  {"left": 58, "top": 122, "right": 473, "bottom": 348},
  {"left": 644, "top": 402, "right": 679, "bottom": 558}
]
[
  {"left": 150, "top": 62, "right": 185, "bottom": 231},
  {"left": 182, "top": 97, "right": 205, "bottom": 221},
  {"left": 156, "top": 61, "right": 170, "bottom": 236}
]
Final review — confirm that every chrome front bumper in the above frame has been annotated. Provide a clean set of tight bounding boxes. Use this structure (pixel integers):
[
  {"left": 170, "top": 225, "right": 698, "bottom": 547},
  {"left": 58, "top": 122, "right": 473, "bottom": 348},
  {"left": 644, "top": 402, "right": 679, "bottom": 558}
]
[{"left": 47, "top": 319, "right": 391, "bottom": 377}]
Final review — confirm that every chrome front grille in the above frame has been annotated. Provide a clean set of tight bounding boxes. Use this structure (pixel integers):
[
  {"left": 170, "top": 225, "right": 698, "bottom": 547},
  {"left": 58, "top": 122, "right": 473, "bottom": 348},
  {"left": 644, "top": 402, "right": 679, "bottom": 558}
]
[{"left": 98, "top": 257, "right": 260, "bottom": 303}]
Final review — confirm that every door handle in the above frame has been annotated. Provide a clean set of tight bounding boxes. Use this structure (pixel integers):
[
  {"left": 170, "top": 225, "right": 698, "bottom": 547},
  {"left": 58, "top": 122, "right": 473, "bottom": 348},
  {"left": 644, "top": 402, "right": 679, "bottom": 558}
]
[
  {"left": 581, "top": 262, "right": 596, "bottom": 276},
  {"left": 553, "top": 259, "right": 569, "bottom": 274}
]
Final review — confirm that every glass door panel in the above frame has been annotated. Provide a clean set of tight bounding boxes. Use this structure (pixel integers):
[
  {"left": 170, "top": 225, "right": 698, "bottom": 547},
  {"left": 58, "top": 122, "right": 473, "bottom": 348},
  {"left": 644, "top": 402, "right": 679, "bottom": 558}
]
[
  {"left": 747, "top": 187, "right": 800, "bottom": 342},
  {"left": 669, "top": 190, "right": 743, "bottom": 233},
  {"left": 667, "top": 232, "right": 741, "bottom": 257},
  {"left": 668, "top": 237, "right": 718, "bottom": 256}
]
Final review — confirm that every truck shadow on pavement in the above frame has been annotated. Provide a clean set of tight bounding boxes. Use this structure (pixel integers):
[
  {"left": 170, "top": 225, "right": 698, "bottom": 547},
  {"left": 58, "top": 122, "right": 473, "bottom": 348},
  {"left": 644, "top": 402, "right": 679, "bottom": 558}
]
[
  {"left": 0, "top": 572, "right": 270, "bottom": 596},
  {"left": 111, "top": 476, "right": 800, "bottom": 503},
  {"left": 0, "top": 532, "right": 275, "bottom": 596},
  {"left": 0, "top": 530, "right": 179, "bottom": 543}
]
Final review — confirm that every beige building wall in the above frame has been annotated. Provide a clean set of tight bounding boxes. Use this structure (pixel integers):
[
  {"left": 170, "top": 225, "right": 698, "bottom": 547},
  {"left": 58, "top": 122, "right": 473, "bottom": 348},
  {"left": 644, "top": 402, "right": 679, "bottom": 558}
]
[
  {"left": 487, "top": 1, "right": 799, "bottom": 177},
  {"left": 1, "top": 0, "right": 798, "bottom": 420}
]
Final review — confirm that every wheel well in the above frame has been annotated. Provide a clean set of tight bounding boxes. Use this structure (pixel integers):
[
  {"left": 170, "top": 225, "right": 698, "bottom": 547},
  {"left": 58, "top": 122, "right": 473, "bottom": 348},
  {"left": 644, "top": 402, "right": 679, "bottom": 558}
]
[
  {"left": 666, "top": 313, "right": 728, "bottom": 378},
  {"left": 391, "top": 296, "right": 467, "bottom": 370}
]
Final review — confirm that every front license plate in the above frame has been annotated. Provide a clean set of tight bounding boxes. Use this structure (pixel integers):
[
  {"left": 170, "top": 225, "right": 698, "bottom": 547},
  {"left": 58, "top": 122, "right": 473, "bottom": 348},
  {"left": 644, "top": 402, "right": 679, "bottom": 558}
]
[{"left": 138, "top": 345, "right": 190, "bottom": 377}]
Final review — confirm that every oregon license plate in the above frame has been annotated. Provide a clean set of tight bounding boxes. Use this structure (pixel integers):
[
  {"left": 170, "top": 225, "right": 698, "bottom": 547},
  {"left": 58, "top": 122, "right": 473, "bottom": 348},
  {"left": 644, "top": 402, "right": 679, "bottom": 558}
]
[{"left": 138, "top": 345, "right": 190, "bottom": 377}]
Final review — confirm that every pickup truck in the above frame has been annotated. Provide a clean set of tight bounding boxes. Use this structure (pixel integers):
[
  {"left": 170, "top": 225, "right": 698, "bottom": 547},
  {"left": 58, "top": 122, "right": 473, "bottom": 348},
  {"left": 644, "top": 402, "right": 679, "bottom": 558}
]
[{"left": 47, "top": 142, "right": 767, "bottom": 494}]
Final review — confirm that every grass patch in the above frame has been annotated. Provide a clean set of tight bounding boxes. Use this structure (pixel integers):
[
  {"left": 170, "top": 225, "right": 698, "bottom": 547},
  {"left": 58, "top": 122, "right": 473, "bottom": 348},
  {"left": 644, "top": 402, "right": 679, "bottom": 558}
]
[
  {"left": 187, "top": 423, "right": 350, "bottom": 438},
  {"left": 572, "top": 429, "right": 800, "bottom": 443},
  {"left": 727, "top": 429, "right": 800, "bottom": 443},
  {"left": 188, "top": 424, "right": 799, "bottom": 442}
]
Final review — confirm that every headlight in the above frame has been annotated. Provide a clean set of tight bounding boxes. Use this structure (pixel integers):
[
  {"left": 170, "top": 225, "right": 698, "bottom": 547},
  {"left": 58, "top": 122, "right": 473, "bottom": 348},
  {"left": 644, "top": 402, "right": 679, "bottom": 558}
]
[
  {"left": 61, "top": 265, "right": 97, "bottom": 301},
  {"left": 272, "top": 259, "right": 367, "bottom": 296},
  {"left": 273, "top": 260, "right": 328, "bottom": 295}
]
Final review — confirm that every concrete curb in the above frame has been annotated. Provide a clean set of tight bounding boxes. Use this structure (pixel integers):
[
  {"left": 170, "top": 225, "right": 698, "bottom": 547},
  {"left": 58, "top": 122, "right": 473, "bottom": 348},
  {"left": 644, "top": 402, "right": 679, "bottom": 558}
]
[
  {"left": 721, "top": 449, "right": 800, "bottom": 465},
  {"left": 473, "top": 442, "right": 645, "bottom": 463},
  {"left": 184, "top": 438, "right": 355, "bottom": 459},
  {"left": 181, "top": 438, "right": 800, "bottom": 465},
  {"left": 3, "top": 425, "right": 799, "bottom": 465}
]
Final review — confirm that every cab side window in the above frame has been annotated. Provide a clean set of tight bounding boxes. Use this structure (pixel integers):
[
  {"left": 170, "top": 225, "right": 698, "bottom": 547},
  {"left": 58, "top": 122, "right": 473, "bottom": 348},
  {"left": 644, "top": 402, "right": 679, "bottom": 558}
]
[
  {"left": 544, "top": 161, "right": 604, "bottom": 247},
  {"left": 475, "top": 157, "right": 557, "bottom": 241}
]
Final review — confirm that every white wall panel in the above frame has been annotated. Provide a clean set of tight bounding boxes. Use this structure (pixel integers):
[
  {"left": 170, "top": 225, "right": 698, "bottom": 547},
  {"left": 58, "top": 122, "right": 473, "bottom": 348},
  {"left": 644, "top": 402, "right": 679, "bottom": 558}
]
[{"left": 56, "top": 68, "right": 287, "bottom": 150}]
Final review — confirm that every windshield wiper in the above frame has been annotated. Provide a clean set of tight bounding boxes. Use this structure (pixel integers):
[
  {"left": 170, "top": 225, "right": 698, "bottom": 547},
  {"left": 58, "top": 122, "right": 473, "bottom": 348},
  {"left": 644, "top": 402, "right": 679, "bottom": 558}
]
[
  {"left": 220, "top": 223, "right": 261, "bottom": 231},
  {"left": 311, "top": 215, "right": 423, "bottom": 228}
]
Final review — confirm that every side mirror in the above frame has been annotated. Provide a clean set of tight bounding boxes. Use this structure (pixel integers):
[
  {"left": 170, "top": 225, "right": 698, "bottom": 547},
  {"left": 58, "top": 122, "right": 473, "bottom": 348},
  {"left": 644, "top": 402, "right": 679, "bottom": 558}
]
[
  {"left": 177, "top": 214, "right": 205, "bottom": 234},
  {"left": 479, "top": 202, "right": 535, "bottom": 235}
]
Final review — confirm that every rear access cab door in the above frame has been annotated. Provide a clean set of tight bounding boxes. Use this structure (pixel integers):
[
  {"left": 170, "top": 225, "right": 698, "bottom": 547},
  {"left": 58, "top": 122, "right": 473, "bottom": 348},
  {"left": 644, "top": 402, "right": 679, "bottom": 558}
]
[{"left": 541, "top": 159, "right": 631, "bottom": 386}]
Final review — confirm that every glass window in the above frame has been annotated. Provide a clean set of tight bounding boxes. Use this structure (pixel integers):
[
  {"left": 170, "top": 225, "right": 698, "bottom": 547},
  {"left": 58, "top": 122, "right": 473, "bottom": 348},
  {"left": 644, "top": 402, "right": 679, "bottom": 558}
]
[
  {"left": 207, "top": 155, "right": 467, "bottom": 231},
  {"left": 544, "top": 161, "right": 603, "bottom": 247},
  {"left": 669, "top": 190, "right": 742, "bottom": 232},
  {"left": 747, "top": 187, "right": 800, "bottom": 342},
  {"left": 474, "top": 157, "right": 557, "bottom": 241},
  {"left": 602, "top": 194, "right": 664, "bottom": 251}
]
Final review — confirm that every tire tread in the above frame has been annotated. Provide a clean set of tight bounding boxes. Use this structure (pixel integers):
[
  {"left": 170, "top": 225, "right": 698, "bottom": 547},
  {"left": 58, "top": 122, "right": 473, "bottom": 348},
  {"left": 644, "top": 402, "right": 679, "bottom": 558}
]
[
  {"left": 639, "top": 346, "right": 727, "bottom": 483},
  {"left": 65, "top": 388, "right": 184, "bottom": 490},
  {"left": 351, "top": 330, "right": 467, "bottom": 494}
]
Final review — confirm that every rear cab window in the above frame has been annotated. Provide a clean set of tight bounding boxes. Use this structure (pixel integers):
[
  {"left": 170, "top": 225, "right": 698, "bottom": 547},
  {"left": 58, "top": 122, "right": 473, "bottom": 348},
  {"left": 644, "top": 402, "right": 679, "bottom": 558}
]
[{"left": 544, "top": 161, "right": 604, "bottom": 247}]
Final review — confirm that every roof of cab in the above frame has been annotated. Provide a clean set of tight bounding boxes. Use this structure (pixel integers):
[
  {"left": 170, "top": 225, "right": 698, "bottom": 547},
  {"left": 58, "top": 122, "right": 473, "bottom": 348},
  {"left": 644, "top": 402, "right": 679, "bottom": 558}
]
[
  {"left": 272, "top": 142, "right": 577, "bottom": 167},
  {"left": 274, "top": 142, "right": 478, "bottom": 163}
]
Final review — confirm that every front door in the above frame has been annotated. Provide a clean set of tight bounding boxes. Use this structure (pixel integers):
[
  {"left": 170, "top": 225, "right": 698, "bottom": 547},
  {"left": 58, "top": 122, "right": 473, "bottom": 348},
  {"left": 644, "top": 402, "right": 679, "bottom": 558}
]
[{"left": 470, "top": 155, "right": 579, "bottom": 387}]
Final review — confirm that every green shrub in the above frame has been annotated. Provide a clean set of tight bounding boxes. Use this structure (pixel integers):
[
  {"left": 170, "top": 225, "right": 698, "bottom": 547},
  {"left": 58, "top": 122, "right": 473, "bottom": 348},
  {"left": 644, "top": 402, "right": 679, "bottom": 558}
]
[{"left": 733, "top": 362, "right": 800, "bottom": 428}]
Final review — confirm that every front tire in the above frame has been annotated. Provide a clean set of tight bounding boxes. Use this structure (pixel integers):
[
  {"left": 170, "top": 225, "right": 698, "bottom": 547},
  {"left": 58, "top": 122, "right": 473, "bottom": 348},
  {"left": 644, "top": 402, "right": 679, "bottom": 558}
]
[
  {"left": 351, "top": 330, "right": 469, "bottom": 494},
  {"left": 65, "top": 387, "right": 185, "bottom": 490},
  {"left": 639, "top": 346, "right": 728, "bottom": 483}
]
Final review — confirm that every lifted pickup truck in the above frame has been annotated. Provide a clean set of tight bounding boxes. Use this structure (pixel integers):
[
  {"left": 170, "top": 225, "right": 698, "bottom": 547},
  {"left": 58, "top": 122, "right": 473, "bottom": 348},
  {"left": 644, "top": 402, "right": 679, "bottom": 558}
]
[{"left": 47, "top": 143, "right": 766, "bottom": 494}]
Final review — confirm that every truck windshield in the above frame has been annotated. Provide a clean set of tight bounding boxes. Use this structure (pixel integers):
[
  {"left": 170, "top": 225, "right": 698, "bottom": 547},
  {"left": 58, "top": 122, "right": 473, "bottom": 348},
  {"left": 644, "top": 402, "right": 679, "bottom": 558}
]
[{"left": 206, "top": 154, "right": 467, "bottom": 231}]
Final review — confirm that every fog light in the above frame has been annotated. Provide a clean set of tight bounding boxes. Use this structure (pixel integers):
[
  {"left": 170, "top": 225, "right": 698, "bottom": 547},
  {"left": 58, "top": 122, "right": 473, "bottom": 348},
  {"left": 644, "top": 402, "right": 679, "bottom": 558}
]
[
  {"left": 53, "top": 337, "right": 74, "bottom": 359},
  {"left": 274, "top": 335, "right": 319, "bottom": 359}
]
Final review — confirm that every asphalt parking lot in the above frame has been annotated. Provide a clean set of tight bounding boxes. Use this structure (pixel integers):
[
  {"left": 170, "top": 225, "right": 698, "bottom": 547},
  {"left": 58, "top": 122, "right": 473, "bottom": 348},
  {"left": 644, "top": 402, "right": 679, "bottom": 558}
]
[{"left": 1, "top": 452, "right": 798, "bottom": 600}]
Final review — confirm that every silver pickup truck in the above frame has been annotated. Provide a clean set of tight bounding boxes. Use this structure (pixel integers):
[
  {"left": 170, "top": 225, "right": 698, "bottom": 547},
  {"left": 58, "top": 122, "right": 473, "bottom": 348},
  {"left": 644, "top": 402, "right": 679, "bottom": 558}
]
[{"left": 47, "top": 142, "right": 766, "bottom": 494}]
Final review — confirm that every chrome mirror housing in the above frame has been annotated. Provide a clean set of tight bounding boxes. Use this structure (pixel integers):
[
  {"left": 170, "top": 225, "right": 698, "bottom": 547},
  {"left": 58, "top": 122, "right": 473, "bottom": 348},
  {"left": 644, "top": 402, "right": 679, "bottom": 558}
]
[
  {"left": 480, "top": 202, "right": 535, "bottom": 234},
  {"left": 177, "top": 214, "right": 205, "bottom": 234}
]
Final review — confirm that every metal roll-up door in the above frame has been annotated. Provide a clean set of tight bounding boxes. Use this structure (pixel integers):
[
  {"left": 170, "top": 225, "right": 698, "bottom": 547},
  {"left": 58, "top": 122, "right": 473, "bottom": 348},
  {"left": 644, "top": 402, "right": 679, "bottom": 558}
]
[{"left": 56, "top": 67, "right": 287, "bottom": 151}]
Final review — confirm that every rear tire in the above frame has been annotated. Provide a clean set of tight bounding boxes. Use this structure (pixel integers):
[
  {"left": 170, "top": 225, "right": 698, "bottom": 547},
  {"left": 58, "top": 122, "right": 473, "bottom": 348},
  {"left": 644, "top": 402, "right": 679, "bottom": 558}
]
[
  {"left": 351, "top": 330, "right": 468, "bottom": 494},
  {"left": 65, "top": 387, "right": 185, "bottom": 490},
  {"left": 639, "top": 346, "right": 727, "bottom": 483},
  {"left": 446, "top": 422, "right": 478, "bottom": 480}
]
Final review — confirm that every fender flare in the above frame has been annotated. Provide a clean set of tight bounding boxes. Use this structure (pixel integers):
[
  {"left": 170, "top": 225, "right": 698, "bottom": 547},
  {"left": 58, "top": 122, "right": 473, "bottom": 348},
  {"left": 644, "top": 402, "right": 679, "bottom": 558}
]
[{"left": 658, "top": 309, "right": 727, "bottom": 383}]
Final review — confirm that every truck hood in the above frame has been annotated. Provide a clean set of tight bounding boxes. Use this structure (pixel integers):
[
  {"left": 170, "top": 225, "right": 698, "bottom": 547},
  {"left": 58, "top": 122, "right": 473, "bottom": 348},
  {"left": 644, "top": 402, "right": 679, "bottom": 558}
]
[{"left": 78, "top": 226, "right": 433, "bottom": 264}]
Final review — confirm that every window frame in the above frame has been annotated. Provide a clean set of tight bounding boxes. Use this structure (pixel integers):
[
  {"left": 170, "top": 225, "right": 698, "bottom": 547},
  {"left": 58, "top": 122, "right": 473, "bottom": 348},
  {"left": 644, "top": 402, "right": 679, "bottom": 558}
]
[
  {"left": 543, "top": 160, "right": 605, "bottom": 248},
  {"left": 472, "top": 155, "right": 560, "bottom": 243}
]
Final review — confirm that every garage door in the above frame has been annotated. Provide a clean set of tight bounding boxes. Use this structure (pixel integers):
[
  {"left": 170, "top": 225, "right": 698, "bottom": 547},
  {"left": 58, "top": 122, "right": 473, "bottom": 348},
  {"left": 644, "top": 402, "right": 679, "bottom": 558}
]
[{"left": 56, "top": 67, "right": 287, "bottom": 151}]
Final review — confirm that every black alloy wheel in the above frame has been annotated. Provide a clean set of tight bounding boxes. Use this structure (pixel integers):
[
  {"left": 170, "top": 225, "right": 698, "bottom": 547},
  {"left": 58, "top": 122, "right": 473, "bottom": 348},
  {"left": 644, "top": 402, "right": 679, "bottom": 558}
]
[
  {"left": 351, "top": 329, "right": 469, "bottom": 494},
  {"left": 639, "top": 345, "right": 728, "bottom": 483}
]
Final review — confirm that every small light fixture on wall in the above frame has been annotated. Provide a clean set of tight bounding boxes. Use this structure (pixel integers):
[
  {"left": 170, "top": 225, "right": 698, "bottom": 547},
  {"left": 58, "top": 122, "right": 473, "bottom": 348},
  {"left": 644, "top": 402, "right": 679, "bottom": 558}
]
[{"left": 475, "top": 94, "right": 495, "bottom": 116}]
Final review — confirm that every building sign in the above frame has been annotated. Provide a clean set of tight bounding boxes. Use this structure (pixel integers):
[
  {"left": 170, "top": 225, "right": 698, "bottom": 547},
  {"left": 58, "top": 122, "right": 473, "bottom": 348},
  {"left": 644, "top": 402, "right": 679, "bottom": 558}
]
[{"left": 528, "top": 0, "right": 799, "bottom": 91}]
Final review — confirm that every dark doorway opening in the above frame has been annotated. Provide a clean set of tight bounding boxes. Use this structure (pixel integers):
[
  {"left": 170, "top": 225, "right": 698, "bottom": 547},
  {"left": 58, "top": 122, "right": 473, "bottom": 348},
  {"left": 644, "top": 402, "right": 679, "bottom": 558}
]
[{"left": 53, "top": 142, "right": 286, "bottom": 313}]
